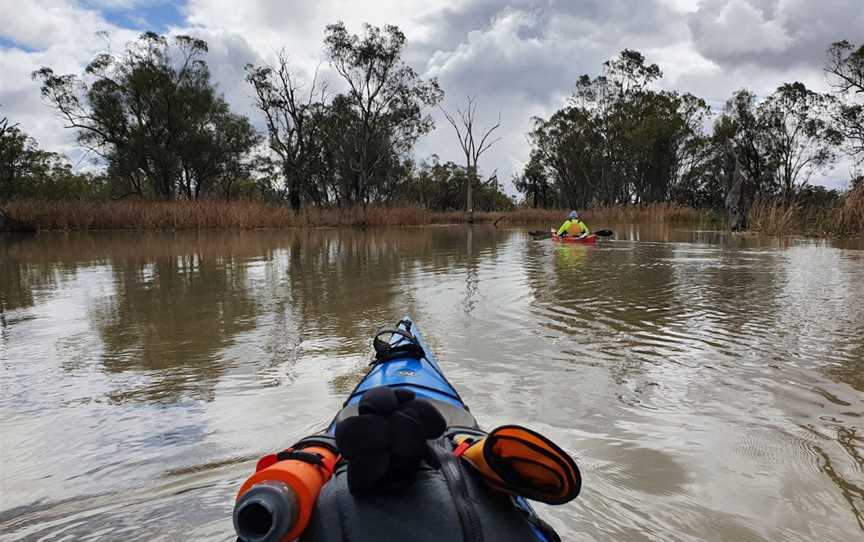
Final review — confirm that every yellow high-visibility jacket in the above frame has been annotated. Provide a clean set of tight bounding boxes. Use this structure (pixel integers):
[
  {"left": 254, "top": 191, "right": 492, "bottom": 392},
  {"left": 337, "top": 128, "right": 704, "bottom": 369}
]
[{"left": 557, "top": 219, "right": 589, "bottom": 237}]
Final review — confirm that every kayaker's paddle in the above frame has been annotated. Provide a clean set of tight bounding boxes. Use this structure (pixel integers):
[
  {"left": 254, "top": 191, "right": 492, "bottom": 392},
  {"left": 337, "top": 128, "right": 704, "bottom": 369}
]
[{"left": 529, "top": 229, "right": 613, "bottom": 240}]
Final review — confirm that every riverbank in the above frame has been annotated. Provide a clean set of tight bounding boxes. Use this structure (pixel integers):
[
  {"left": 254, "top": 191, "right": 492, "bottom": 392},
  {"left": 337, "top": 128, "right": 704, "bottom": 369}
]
[
  {"left": 0, "top": 200, "right": 716, "bottom": 231},
  {"left": 748, "top": 185, "right": 864, "bottom": 237}
]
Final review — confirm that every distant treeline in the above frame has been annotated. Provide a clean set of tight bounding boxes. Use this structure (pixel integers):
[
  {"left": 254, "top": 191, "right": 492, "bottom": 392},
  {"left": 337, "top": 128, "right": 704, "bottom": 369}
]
[
  {"left": 1, "top": 25, "right": 863, "bottom": 225},
  {"left": 518, "top": 45, "right": 863, "bottom": 216},
  {"left": 1, "top": 26, "right": 511, "bottom": 212}
]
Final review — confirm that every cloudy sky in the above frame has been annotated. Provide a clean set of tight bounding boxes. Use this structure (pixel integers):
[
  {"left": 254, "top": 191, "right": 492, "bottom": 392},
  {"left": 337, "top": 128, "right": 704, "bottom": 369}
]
[{"left": 1, "top": 0, "right": 862, "bottom": 191}]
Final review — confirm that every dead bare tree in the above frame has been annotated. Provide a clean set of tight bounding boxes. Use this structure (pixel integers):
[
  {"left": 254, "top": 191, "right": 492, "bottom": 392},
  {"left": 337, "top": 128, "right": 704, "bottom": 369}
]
[
  {"left": 246, "top": 52, "right": 328, "bottom": 210},
  {"left": 441, "top": 96, "right": 501, "bottom": 222}
]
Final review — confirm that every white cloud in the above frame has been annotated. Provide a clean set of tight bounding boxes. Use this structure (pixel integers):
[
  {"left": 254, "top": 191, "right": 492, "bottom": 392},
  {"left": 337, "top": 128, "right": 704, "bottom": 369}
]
[
  {"left": 688, "top": 0, "right": 864, "bottom": 70},
  {"left": 689, "top": 0, "right": 792, "bottom": 59},
  {"left": 0, "top": 0, "right": 117, "bottom": 50},
  {"left": 419, "top": 1, "right": 692, "bottom": 190},
  {"left": 176, "top": 28, "right": 264, "bottom": 115},
  {"left": 184, "top": 0, "right": 453, "bottom": 67},
  {"left": 659, "top": 0, "right": 701, "bottom": 13},
  {"left": 0, "top": 0, "right": 142, "bottom": 165}
]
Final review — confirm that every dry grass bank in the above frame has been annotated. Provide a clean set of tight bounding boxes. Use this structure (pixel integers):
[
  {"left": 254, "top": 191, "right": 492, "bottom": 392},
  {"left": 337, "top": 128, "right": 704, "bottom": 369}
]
[
  {"left": 1, "top": 200, "right": 424, "bottom": 230},
  {"left": 1, "top": 200, "right": 714, "bottom": 231},
  {"left": 749, "top": 185, "right": 864, "bottom": 237},
  {"left": 467, "top": 204, "right": 716, "bottom": 226},
  {"left": 580, "top": 203, "right": 716, "bottom": 224}
]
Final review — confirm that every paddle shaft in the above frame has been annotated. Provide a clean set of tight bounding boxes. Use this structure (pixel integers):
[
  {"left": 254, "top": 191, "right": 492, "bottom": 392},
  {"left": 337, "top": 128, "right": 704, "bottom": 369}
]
[{"left": 529, "top": 229, "right": 612, "bottom": 240}]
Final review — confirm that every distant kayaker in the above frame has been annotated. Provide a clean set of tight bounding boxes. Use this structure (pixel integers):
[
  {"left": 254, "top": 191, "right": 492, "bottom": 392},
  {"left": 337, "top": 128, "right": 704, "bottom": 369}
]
[{"left": 557, "top": 210, "right": 590, "bottom": 238}]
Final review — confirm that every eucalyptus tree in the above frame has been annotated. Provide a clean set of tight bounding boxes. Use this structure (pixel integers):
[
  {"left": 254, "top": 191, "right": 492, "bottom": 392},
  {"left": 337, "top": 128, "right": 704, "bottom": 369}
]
[
  {"left": 825, "top": 40, "right": 864, "bottom": 166},
  {"left": 34, "top": 32, "right": 257, "bottom": 200},
  {"left": 527, "top": 49, "right": 709, "bottom": 207},
  {"left": 323, "top": 22, "right": 443, "bottom": 205},
  {"left": 514, "top": 151, "right": 552, "bottom": 208},
  {"left": 246, "top": 53, "right": 328, "bottom": 210},
  {"left": 758, "top": 82, "right": 841, "bottom": 199}
]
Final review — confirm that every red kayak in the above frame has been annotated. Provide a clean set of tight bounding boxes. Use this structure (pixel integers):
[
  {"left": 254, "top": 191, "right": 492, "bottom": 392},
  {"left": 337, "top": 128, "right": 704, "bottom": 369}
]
[{"left": 551, "top": 228, "right": 597, "bottom": 244}]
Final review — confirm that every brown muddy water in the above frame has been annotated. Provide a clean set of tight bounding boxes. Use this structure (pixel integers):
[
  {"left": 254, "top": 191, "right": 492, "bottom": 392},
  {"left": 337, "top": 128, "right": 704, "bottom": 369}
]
[{"left": 1, "top": 225, "right": 862, "bottom": 541}]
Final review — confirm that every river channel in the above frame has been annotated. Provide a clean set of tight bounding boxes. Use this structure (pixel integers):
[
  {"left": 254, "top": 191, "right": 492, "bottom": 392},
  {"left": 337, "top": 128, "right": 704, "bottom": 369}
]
[{"left": 1, "top": 225, "right": 862, "bottom": 541}]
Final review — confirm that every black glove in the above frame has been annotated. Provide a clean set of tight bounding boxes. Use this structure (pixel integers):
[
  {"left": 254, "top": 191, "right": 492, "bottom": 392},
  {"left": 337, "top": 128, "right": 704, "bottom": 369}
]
[{"left": 335, "top": 386, "right": 446, "bottom": 495}]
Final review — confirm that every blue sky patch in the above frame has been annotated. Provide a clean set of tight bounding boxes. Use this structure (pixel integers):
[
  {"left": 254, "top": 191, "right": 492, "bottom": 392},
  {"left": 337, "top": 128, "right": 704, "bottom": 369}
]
[
  {"left": 0, "top": 36, "right": 37, "bottom": 53},
  {"left": 95, "top": 1, "right": 187, "bottom": 33}
]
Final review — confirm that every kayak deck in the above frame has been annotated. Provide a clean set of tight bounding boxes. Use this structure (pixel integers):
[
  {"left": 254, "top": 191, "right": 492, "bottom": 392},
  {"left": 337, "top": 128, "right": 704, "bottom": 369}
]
[
  {"left": 324, "top": 316, "right": 553, "bottom": 542},
  {"left": 330, "top": 318, "right": 476, "bottom": 430},
  {"left": 551, "top": 228, "right": 597, "bottom": 244}
]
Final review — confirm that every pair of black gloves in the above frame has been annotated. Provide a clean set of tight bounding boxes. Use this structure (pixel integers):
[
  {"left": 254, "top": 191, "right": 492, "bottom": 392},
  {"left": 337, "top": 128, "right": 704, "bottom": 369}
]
[{"left": 335, "top": 387, "right": 446, "bottom": 494}]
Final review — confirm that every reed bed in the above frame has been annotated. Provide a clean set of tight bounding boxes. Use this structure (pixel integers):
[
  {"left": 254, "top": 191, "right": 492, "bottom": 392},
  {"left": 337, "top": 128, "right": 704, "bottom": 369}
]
[
  {"left": 2, "top": 200, "right": 715, "bottom": 231},
  {"left": 748, "top": 200, "right": 801, "bottom": 235},
  {"left": 835, "top": 183, "right": 864, "bottom": 236},
  {"left": 580, "top": 203, "right": 715, "bottom": 224},
  {"left": 748, "top": 185, "right": 864, "bottom": 237}
]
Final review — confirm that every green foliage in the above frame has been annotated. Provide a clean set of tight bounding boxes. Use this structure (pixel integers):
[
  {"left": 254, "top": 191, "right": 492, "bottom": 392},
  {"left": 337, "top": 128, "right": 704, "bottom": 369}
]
[
  {"left": 513, "top": 151, "right": 551, "bottom": 208},
  {"left": 525, "top": 50, "right": 711, "bottom": 208},
  {"left": 825, "top": 40, "right": 864, "bottom": 167},
  {"left": 398, "top": 158, "right": 467, "bottom": 210},
  {"left": 244, "top": 23, "right": 444, "bottom": 210},
  {"left": 713, "top": 89, "right": 772, "bottom": 196},
  {"left": 391, "top": 156, "right": 512, "bottom": 211},
  {"left": 14, "top": 28, "right": 863, "bottom": 218},
  {"left": 34, "top": 32, "right": 259, "bottom": 201},
  {"left": 0, "top": 118, "right": 107, "bottom": 201},
  {"left": 524, "top": 46, "right": 855, "bottom": 211},
  {"left": 712, "top": 83, "right": 842, "bottom": 201},
  {"left": 758, "top": 82, "right": 841, "bottom": 198},
  {"left": 795, "top": 185, "right": 841, "bottom": 207},
  {"left": 245, "top": 54, "right": 327, "bottom": 210},
  {"left": 323, "top": 22, "right": 444, "bottom": 206}
]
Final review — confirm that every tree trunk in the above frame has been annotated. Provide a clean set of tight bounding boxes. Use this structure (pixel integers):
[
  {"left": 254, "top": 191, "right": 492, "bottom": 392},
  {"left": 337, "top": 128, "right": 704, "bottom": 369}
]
[
  {"left": 725, "top": 153, "right": 755, "bottom": 231},
  {"left": 289, "top": 179, "right": 301, "bottom": 211},
  {"left": 466, "top": 164, "right": 475, "bottom": 223},
  {"left": 467, "top": 179, "right": 474, "bottom": 223}
]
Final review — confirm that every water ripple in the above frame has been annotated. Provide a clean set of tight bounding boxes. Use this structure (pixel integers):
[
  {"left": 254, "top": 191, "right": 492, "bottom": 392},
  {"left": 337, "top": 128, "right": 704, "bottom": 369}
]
[{"left": 1, "top": 228, "right": 863, "bottom": 541}]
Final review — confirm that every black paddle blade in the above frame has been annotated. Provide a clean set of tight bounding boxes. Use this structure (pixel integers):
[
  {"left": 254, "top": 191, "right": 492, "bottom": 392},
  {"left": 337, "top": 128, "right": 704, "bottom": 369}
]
[{"left": 593, "top": 229, "right": 613, "bottom": 237}]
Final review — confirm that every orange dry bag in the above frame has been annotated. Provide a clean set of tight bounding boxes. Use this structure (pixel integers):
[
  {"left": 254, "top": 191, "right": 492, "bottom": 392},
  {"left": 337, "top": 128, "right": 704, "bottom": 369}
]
[
  {"left": 234, "top": 442, "right": 338, "bottom": 542},
  {"left": 455, "top": 425, "right": 581, "bottom": 505}
]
